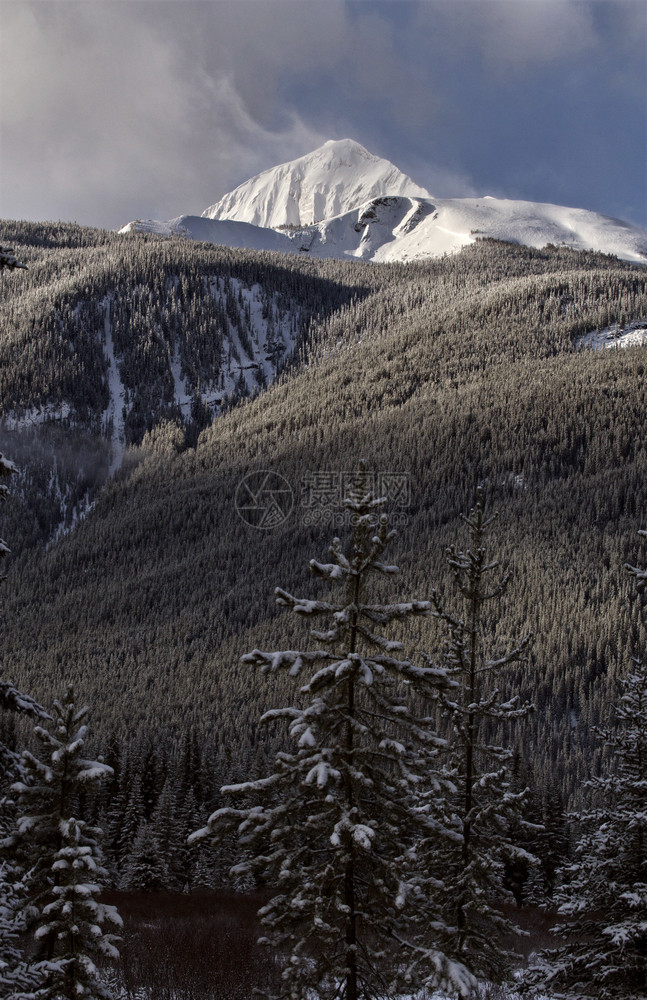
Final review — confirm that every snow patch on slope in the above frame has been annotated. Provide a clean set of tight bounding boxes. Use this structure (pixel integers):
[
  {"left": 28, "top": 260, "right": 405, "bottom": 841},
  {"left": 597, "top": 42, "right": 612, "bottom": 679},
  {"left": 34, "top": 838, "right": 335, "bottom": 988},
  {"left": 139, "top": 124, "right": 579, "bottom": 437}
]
[
  {"left": 207, "top": 277, "right": 299, "bottom": 399},
  {"left": 0, "top": 403, "right": 73, "bottom": 431},
  {"left": 102, "top": 295, "right": 127, "bottom": 474},
  {"left": 95, "top": 278, "right": 300, "bottom": 450},
  {"left": 578, "top": 319, "right": 647, "bottom": 350}
]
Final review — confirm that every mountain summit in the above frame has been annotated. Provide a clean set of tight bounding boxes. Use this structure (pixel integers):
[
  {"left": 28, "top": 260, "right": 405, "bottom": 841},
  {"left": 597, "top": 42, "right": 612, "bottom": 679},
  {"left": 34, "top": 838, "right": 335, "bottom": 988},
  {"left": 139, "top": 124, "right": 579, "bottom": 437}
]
[
  {"left": 201, "top": 138, "right": 431, "bottom": 229},
  {"left": 121, "top": 139, "right": 647, "bottom": 264}
]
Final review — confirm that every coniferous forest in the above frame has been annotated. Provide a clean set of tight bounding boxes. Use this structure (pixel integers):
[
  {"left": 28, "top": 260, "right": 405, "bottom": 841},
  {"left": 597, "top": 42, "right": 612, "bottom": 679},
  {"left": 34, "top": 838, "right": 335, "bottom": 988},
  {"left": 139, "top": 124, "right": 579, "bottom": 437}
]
[{"left": 0, "top": 222, "right": 646, "bottom": 998}]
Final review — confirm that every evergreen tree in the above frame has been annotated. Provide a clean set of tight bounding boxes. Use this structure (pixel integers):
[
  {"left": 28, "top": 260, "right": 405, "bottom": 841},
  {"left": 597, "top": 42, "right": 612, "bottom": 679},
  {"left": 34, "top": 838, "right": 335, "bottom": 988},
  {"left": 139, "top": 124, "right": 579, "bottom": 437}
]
[
  {"left": 0, "top": 679, "right": 50, "bottom": 832},
  {"left": 29, "top": 816, "right": 121, "bottom": 1000},
  {"left": 0, "top": 450, "right": 48, "bottom": 810},
  {"left": 192, "top": 463, "right": 475, "bottom": 1000},
  {"left": 0, "top": 451, "right": 50, "bottom": 998},
  {"left": 536, "top": 790, "right": 570, "bottom": 903},
  {"left": 524, "top": 535, "right": 647, "bottom": 999},
  {"left": 119, "top": 821, "right": 168, "bottom": 892},
  {"left": 502, "top": 752, "right": 545, "bottom": 908},
  {"left": 0, "top": 684, "right": 47, "bottom": 1000},
  {"left": 174, "top": 785, "right": 201, "bottom": 891},
  {"left": 626, "top": 529, "right": 647, "bottom": 591},
  {"left": 0, "top": 862, "right": 38, "bottom": 999},
  {"left": 148, "top": 775, "right": 183, "bottom": 890},
  {"left": 115, "top": 775, "right": 145, "bottom": 870},
  {"left": 523, "top": 655, "right": 647, "bottom": 999},
  {"left": 8, "top": 685, "right": 121, "bottom": 1000},
  {"left": 0, "top": 451, "right": 18, "bottom": 587},
  {"left": 139, "top": 738, "right": 164, "bottom": 822},
  {"left": 422, "top": 489, "right": 534, "bottom": 983}
]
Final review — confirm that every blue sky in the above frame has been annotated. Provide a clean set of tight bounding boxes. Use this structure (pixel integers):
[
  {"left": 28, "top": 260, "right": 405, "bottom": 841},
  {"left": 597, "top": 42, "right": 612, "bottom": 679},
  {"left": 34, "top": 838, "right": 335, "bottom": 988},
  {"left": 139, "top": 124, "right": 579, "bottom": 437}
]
[{"left": 1, "top": 0, "right": 645, "bottom": 230}]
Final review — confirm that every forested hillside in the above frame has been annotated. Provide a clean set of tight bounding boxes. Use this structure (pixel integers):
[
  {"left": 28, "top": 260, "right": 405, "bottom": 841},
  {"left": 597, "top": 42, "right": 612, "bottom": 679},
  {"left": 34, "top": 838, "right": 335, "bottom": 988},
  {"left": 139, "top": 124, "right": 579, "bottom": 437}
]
[
  {"left": 0, "top": 221, "right": 375, "bottom": 547},
  {"left": 1, "top": 223, "right": 646, "bottom": 813}
]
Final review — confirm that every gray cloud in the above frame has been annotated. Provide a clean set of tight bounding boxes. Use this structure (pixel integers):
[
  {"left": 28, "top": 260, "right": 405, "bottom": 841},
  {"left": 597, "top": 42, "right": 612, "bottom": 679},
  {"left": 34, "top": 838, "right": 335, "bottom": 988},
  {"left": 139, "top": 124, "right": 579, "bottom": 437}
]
[
  {"left": 456, "top": 1, "right": 597, "bottom": 70},
  {"left": 1, "top": 1, "right": 644, "bottom": 230},
  {"left": 0, "top": 2, "right": 332, "bottom": 226}
]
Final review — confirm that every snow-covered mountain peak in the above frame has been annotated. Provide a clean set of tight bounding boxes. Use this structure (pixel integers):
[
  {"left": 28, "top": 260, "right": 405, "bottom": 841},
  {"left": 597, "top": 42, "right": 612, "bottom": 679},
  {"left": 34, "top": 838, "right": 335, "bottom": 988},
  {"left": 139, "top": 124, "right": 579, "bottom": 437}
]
[
  {"left": 201, "top": 138, "right": 431, "bottom": 230},
  {"left": 121, "top": 140, "right": 647, "bottom": 265},
  {"left": 304, "top": 138, "right": 384, "bottom": 168}
]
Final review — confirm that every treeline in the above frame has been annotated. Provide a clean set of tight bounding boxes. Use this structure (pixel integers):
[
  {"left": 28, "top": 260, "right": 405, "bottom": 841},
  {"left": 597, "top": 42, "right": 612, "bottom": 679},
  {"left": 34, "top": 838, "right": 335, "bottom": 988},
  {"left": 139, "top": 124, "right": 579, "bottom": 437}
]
[
  {"left": 0, "top": 718, "right": 568, "bottom": 905},
  {"left": 0, "top": 715, "right": 264, "bottom": 894}
]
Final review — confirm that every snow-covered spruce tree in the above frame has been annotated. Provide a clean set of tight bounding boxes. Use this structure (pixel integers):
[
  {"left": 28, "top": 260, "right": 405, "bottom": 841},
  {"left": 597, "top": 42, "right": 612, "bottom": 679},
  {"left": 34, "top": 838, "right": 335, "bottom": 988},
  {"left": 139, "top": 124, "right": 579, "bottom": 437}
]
[
  {"left": 626, "top": 528, "right": 647, "bottom": 591},
  {"left": 0, "top": 450, "right": 50, "bottom": 809},
  {"left": 0, "top": 675, "right": 50, "bottom": 1000},
  {"left": 523, "top": 535, "right": 647, "bottom": 999},
  {"left": 422, "top": 489, "right": 534, "bottom": 983},
  {"left": 1, "top": 451, "right": 50, "bottom": 998},
  {"left": 0, "top": 863, "right": 37, "bottom": 998},
  {"left": 119, "top": 820, "right": 169, "bottom": 891},
  {"left": 0, "top": 451, "right": 48, "bottom": 785},
  {"left": 192, "top": 463, "right": 475, "bottom": 1000},
  {"left": 8, "top": 685, "right": 121, "bottom": 1000}
]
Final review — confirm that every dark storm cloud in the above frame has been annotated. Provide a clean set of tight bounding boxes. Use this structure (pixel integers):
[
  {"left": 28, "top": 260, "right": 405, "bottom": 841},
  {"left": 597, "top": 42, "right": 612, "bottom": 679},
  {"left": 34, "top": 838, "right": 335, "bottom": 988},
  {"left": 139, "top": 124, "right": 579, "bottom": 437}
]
[{"left": 1, "top": 1, "right": 645, "bottom": 230}]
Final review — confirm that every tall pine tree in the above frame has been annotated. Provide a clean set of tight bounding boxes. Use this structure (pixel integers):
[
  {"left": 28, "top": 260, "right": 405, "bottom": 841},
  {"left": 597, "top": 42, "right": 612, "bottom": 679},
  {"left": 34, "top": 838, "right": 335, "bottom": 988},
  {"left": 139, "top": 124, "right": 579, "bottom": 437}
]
[
  {"left": 421, "top": 489, "right": 534, "bottom": 983},
  {"left": 524, "top": 532, "right": 647, "bottom": 999},
  {"left": 192, "top": 463, "right": 475, "bottom": 1000},
  {"left": 0, "top": 450, "right": 50, "bottom": 998}
]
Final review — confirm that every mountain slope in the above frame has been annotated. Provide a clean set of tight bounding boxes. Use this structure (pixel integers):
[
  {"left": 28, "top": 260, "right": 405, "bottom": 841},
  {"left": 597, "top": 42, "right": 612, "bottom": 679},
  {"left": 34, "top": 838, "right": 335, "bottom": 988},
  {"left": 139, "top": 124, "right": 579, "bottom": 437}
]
[
  {"left": 0, "top": 220, "right": 379, "bottom": 549},
  {"left": 369, "top": 195, "right": 647, "bottom": 263},
  {"left": 201, "top": 138, "right": 430, "bottom": 228},
  {"left": 2, "top": 232, "right": 647, "bottom": 808}
]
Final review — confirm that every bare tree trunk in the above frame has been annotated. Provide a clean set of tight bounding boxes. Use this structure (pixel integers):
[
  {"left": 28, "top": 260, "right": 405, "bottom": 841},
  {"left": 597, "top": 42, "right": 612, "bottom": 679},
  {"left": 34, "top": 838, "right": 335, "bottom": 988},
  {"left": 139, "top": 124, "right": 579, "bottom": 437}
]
[{"left": 343, "top": 570, "right": 361, "bottom": 1000}]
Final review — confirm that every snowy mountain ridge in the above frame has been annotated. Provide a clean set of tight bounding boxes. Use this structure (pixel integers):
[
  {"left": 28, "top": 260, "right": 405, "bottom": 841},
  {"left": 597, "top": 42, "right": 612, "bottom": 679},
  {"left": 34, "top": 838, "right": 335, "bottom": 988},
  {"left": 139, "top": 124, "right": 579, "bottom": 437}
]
[{"left": 120, "top": 139, "right": 647, "bottom": 264}]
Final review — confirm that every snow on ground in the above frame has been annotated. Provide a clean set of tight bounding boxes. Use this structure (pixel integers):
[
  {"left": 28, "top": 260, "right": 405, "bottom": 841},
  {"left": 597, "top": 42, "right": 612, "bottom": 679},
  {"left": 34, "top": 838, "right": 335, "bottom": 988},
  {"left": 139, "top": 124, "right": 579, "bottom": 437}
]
[
  {"left": 1, "top": 402, "right": 72, "bottom": 431},
  {"left": 51, "top": 493, "right": 96, "bottom": 544},
  {"left": 120, "top": 214, "right": 293, "bottom": 253},
  {"left": 207, "top": 276, "right": 300, "bottom": 399},
  {"left": 578, "top": 319, "right": 647, "bottom": 350},
  {"left": 168, "top": 350, "right": 194, "bottom": 413},
  {"left": 398, "top": 196, "right": 647, "bottom": 264},
  {"left": 108, "top": 986, "right": 531, "bottom": 1000}
]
